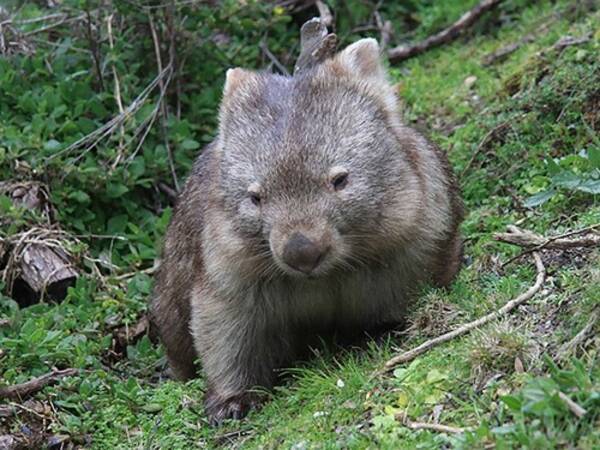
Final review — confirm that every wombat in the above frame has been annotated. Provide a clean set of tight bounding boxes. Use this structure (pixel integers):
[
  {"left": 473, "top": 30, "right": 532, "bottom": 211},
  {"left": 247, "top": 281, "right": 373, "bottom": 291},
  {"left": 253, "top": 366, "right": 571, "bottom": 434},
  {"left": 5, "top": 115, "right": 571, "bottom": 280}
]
[{"left": 150, "top": 36, "right": 464, "bottom": 424}]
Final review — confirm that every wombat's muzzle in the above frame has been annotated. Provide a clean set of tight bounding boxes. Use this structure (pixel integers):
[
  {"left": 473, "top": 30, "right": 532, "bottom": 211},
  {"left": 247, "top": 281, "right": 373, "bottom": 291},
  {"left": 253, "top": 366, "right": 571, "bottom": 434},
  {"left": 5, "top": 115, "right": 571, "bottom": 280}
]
[{"left": 281, "top": 232, "right": 328, "bottom": 274}]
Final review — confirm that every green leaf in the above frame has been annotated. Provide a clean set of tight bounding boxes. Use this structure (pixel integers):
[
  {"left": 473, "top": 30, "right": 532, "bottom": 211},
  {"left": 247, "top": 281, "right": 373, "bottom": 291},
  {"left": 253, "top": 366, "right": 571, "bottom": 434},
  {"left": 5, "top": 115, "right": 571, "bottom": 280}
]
[
  {"left": 141, "top": 403, "right": 162, "bottom": 413},
  {"left": 0, "top": 195, "right": 12, "bottom": 212},
  {"left": 588, "top": 147, "right": 600, "bottom": 169},
  {"left": 576, "top": 179, "right": 600, "bottom": 194},
  {"left": 43, "top": 139, "right": 62, "bottom": 152},
  {"left": 106, "top": 182, "right": 129, "bottom": 198},
  {"left": 524, "top": 189, "right": 555, "bottom": 207},
  {"left": 551, "top": 171, "right": 581, "bottom": 189},
  {"left": 128, "top": 158, "right": 146, "bottom": 180},
  {"left": 500, "top": 395, "right": 523, "bottom": 411},
  {"left": 393, "top": 368, "right": 408, "bottom": 381},
  {"left": 181, "top": 139, "right": 200, "bottom": 150},
  {"left": 426, "top": 369, "right": 448, "bottom": 384},
  {"left": 68, "top": 190, "right": 90, "bottom": 203},
  {"left": 545, "top": 157, "right": 561, "bottom": 176}
]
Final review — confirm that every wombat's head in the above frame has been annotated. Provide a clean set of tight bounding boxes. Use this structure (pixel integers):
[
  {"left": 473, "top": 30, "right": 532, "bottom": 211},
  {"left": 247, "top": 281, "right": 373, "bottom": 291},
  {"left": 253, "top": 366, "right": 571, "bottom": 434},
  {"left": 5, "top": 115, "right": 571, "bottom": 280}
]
[{"left": 215, "top": 39, "right": 422, "bottom": 278}]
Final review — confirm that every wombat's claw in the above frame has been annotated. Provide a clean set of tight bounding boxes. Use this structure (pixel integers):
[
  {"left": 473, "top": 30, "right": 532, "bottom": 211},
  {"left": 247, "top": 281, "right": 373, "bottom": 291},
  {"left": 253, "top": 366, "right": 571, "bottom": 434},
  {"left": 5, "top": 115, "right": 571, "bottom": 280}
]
[{"left": 205, "top": 392, "right": 259, "bottom": 426}]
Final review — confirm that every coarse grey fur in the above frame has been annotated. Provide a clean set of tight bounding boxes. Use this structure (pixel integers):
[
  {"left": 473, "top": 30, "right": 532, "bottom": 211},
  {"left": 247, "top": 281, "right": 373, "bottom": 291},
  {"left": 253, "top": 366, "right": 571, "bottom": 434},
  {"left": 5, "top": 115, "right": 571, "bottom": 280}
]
[{"left": 149, "top": 38, "right": 464, "bottom": 424}]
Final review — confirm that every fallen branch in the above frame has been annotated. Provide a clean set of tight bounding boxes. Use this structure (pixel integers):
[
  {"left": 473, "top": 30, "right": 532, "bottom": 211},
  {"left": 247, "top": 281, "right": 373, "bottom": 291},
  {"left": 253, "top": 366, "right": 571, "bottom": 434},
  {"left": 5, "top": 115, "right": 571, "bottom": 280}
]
[
  {"left": 496, "top": 224, "right": 600, "bottom": 266},
  {"left": 0, "top": 368, "right": 78, "bottom": 400},
  {"left": 382, "top": 251, "right": 545, "bottom": 371},
  {"left": 388, "top": 0, "right": 503, "bottom": 63},
  {"left": 495, "top": 225, "right": 600, "bottom": 249},
  {"left": 557, "top": 391, "right": 587, "bottom": 418},
  {"left": 395, "top": 412, "right": 466, "bottom": 434}
]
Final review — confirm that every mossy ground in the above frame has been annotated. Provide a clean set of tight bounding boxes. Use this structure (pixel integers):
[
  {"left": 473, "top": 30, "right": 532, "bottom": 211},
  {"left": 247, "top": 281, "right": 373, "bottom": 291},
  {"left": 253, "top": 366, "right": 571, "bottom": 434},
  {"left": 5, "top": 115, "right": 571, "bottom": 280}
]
[{"left": 1, "top": 1, "right": 598, "bottom": 448}]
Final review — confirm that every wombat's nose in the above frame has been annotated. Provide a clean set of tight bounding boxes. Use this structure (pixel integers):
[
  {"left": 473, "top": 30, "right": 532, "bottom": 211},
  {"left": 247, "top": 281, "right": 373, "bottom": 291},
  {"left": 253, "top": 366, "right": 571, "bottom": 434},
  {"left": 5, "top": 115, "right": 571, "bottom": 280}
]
[{"left": 282, "top": 232, "right": 324, "bottom": 274}]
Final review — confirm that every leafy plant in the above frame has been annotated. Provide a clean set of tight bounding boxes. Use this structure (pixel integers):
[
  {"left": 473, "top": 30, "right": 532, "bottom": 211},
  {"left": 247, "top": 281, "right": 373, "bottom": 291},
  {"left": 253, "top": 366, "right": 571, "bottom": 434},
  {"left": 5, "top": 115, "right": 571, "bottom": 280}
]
[{"left": 525, "top": 148, "right": 600, "bottom": 207}]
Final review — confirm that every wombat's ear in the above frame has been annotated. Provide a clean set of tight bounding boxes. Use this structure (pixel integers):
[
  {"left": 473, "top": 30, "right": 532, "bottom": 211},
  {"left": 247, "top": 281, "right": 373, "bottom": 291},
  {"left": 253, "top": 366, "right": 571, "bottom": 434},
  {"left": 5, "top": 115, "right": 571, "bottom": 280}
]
[
  {"left": 223, "top": 68, "right": 256, "bottom": 99},
  {"left": 334, "top": 38, "right": 385, "bottom": 80}
]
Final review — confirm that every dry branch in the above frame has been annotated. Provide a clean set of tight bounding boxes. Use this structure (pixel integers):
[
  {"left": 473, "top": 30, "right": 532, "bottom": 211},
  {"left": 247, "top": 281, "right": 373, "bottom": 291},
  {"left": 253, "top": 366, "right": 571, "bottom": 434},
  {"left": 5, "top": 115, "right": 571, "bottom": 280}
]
[
  {"left": 557, "top": 391, "right": 587, "bottom": 418},
  {"left": 148, "top": 11, "right": 179, "bottom": 191},
  {"left": 395, "top": 412, "right": 466, "bottom": 434},
  {"left": 315, "top": 0, "right": 333, "bottom": 28},
  {"left": 495, "top": 225, "right": 600, "bottom": 250},
  {"left": 496, "top": 225, "right": 600, "bottom": 266},
  {"left": 383, "top": 251, "right": 545, "bottom": 371},
  {"left": 0, "top": 369, "right": 78, "bottom": 400},
  {"left": 0, "top": 184, "right": 78, "bottom": 304},
  {"left": 388, "top": 0, "right": 503, "bottom": 63}
]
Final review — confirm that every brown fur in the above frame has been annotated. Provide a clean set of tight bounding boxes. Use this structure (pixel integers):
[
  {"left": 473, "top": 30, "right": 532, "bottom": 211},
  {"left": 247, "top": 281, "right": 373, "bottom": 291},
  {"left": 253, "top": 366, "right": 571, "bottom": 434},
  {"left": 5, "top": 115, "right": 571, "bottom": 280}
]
[{"left": 150, "top": 39, "right": 464, "bottom": 424}]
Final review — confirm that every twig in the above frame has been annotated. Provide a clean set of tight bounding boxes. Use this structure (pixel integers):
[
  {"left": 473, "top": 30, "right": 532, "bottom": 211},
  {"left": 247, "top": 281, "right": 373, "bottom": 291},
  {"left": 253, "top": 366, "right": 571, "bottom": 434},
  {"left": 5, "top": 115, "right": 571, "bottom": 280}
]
[
  {"left": 158, "top": 181, "right": 178, "bottom": 202},
  {"left": 557, "top": 391, "right": 587, "bottom": 418},
  {"left": 0, "top": 368, "right": 78, "bottom": 399},
  {"left": 148, "top": 11, "right": 179, "bottom": 191},
  {"left": 85, "top": 3, "right": 105, "bottom": 91},
  {"left": 374, "top": 11, "right": 392, "bottom": 52},
  {"left": 382, "top": 252, "right": 545, "bottom": 372},
  {"left": 395, "top": 412, "right": 466, "bottom": 434},
  {"left": 45, "top": 65, "right": 171, "bottom": 163},
  {"left": 556, "top": 309, "right": 599, "bottom": 360},
  {"left": 388, "top": 0, "right": 503, "bottom": 63},
  {"left": 315, "top": 0, "right": 333, "bottom": 28},
  {"left": 260, "top": 40, "right": 290, "bottom": 76},
  {"left": 106, "top": 13, "right": 127, "bottom": 169},
  {"left": 496, "top": 224, "right": 600, "bottom": 267},
  {"left": 552, "top": 34, "right": 591, "bottom": 51}
]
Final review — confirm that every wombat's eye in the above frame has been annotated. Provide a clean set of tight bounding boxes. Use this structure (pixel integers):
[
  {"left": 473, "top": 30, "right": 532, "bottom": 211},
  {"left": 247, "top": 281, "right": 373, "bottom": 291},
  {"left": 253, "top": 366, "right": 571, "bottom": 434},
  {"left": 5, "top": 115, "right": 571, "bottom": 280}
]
[
  {"left": 249, "top": 192, "right": 261, "bottom": 206},
  {"left": 247, "top": 183, "right": 262, "bottom": 206},
  {"left": 331, "top": 171, "right": 349, "bottom": 191}
]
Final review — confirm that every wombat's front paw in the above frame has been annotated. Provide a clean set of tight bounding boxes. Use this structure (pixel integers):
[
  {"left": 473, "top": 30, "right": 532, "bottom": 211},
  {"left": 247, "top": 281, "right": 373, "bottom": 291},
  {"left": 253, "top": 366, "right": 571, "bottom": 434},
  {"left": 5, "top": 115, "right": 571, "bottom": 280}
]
[{"left": 204, "top": 390, "right": 261, "bottom": 426}]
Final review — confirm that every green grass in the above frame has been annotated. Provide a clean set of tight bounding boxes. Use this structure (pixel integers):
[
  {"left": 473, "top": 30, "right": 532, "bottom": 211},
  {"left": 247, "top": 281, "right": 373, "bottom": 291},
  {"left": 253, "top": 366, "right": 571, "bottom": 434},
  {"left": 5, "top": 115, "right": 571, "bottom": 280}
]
[{"left": 1, "top": 0, "right": 599, "bottom": 448}]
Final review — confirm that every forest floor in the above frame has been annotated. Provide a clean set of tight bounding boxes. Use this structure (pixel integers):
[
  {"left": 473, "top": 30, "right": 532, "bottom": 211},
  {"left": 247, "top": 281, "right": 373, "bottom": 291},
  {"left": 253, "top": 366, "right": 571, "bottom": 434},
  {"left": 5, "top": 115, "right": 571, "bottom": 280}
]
[{"left": 0, "top": 0, "right": 599, "bottom": 449}]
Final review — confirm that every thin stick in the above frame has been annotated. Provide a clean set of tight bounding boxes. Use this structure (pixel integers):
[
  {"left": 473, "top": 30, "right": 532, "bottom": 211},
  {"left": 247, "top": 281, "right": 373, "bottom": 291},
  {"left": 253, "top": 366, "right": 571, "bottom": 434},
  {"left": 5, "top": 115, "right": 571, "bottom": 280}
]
[
  {"left": 85, "top": 4, "right": 105, "bottom": 91},
  {"left": 315, "top": 0, "right": 333, "bottom": 28},
  {"left": 0, "top": 368, "right": 78, "bottom": 399},
  {"left": 395, "top": 413, "right": 466, "bottom": 434},
  {"left": 557, "top": 392, "right": 587, "bottom": 418},
  {"left": 106, "top": 13, "right": 127, "bottom": 169},
  {"left": 148, "top": 11, "right": 179, "bottom": 191},
  {"left": 260, "top": 40, "right": 290, "bottom": 76},
  {"left": 388, "top": 0, "right": 503, "bottom": 63},
  {"left": 382, "top": 252, "right": 545, "bottom": 371}
]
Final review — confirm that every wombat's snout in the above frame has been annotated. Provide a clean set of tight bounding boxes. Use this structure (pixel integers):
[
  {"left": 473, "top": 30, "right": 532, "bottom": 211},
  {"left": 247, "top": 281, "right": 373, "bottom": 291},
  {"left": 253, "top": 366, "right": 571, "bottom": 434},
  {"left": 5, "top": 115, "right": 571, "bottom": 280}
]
[{"left": 281, "top": 232, "right": 328, "bottom": 274}]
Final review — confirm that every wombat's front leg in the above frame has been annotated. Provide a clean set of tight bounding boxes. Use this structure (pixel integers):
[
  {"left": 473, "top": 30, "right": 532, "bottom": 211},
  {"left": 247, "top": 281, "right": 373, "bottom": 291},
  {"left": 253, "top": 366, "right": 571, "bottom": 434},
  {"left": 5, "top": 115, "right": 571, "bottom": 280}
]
[{"left": 190, "top": 285, "right": 287, "bottom": 425}]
